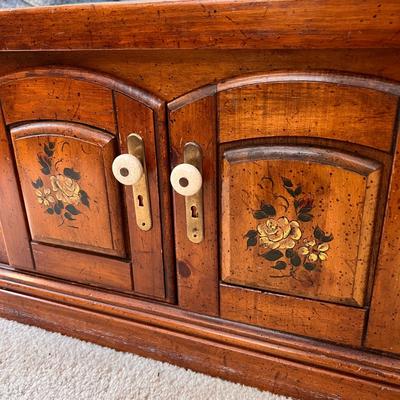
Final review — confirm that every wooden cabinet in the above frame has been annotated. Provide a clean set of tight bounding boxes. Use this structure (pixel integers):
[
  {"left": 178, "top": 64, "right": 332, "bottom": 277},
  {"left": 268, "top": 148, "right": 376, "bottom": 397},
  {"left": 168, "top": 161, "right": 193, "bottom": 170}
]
[
  {"left": 169, "top": 72, "right": 397, "bottom": 346},
  {"left": 0, "top": 68, "right": 175, "bottom": 301},
  {"left": 1, "top": 2, "right": 400, "bottom": 399}
]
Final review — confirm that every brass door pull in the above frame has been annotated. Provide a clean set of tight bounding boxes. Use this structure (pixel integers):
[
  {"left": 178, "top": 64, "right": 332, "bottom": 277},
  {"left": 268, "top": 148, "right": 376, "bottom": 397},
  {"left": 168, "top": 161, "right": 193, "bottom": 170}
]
[
  {"left": 170, "top": 142, "right": 204, "bottom": 243},
  {"left": 112, "top": 133, "right": 152, "bottom": 231}
]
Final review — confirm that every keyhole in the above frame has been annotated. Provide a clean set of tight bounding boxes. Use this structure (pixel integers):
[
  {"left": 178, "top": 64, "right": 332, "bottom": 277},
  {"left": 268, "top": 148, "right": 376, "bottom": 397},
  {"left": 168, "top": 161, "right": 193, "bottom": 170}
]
[
  {"left": 191, "top": 205, "right": 198, "bottom": 218},
  {"left": 137, "top": 195, "right": 144, "bottom": 207}
]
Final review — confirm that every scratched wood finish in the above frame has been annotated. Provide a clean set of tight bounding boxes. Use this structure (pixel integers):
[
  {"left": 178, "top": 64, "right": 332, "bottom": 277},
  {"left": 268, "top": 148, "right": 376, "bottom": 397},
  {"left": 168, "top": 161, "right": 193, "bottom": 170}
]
[
  {"left": 1, "top": 1, "right": 400, "bottom": 50},
  {"left": 220, "top": 284, "right": 366, "bottom": 346},
  {"left": 32, "top": 243, "right": 132, "bottom": 292},
  {"left": 168, "top": 95, "right": 219, "bottom": 315},
  {"left": 0, "top": 1, "right": 400, "bottom": 398},
  {"left": 221, "top": 146, "right": 382, "bottom": 306},
  {"left": 1, "top": 77, "right": 116, "bottom": 133},
  {"left": 1, "top": 50, "right": 400, "bottom": 101},
  {"left": 365, "top": 123, "right": 400, "bottom": 355},
  {"left": 12, "top": 122, "right": 126, "bottom": 257},
  {"left": 0, "top": 108, "right": 34, "bottom": 270},
  {"left": 114, "top": 93, "right": 169, "bottom": 300},
  {"left": 218, "top": 82, "right": 398, "bottom": 151}
]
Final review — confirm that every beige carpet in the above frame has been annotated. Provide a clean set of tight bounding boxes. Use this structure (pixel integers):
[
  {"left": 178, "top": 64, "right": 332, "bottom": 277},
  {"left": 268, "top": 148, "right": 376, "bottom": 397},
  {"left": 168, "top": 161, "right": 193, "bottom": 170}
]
[{"left": 0, "top": 318, "right": 291, "bottom": 400}]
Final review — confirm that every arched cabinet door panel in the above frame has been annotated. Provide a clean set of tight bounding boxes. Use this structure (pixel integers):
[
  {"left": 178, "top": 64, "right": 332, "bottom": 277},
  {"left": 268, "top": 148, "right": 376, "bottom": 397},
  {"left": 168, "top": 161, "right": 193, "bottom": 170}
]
[
  {"left": 0, "top": 67, "right": 174, "bottom": 301},
  {"left": 168, "top": 71, "right": 398, "bottom": 346},
  {"left": 221, "top": 145, "right": 381, "bottom": 307},
  {"left": 11, "top": 122, "right": 125, "bottom": 257}
]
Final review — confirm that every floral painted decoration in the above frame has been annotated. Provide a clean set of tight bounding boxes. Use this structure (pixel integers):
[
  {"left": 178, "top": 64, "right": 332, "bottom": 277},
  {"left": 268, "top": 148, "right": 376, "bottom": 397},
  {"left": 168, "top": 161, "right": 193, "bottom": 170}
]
[
  {"left": 31, "top": 141, "right": 90, "bottom": 225},
  {"left": 245, "top": 176, "right": 333, "bottom": 278}
]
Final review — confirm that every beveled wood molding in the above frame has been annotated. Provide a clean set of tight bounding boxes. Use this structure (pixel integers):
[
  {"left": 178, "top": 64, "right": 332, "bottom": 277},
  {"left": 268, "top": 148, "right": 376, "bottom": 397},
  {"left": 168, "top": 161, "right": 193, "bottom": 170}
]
[
  {"left": 168, "top": 70, "right": 400, "bottom": 111},
  {"left": 0, "top": 66, "right": 164, "bottom": 110},
  {"left": 0, "top": 1, "right": 400, "bottom": 51},
  {"left": 0, "top": 265, "right": 399, "bottom": 387},
  {"left": 224, "top": 145, "right": 382, "bottom": 176}
]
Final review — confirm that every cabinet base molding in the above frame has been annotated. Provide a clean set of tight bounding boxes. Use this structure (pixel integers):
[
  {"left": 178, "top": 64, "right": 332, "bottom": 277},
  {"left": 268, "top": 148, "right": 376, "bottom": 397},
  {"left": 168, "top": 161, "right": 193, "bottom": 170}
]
[{"left": 0, "top": 266, "right": 399, "bottom": 400}]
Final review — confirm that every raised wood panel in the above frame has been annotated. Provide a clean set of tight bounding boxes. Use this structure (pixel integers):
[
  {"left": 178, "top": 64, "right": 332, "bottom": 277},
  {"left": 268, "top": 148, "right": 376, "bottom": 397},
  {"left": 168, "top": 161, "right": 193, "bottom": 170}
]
[
  {"left": 218, "top": 82, "right": 398, "bottom": 151},
  {"left": 220, "top": 284, "right": 366, "bottom": 346},
  {"left": 0, "top": 107, "right": 34, "bottom": 270},
  {"left": 11, "top": 122, "right": 126, "bottom": 257},
  {"left": 168, "top": 95, "right": 219, "bottom": 316},
  {"left": 32, "top": 243, "right": 132, "bottom": 292},
  {"left": 114, "top": 93, "right": 167, "bottom": 299},
  {"left": 1, "top": 77, "right": 116, "bottom": 133},
  {"left": 221, "top": 146, "right": 382, "bottom": 306},
  {"left": 366, "top": 123, "right": 400, "bottom": 355}
]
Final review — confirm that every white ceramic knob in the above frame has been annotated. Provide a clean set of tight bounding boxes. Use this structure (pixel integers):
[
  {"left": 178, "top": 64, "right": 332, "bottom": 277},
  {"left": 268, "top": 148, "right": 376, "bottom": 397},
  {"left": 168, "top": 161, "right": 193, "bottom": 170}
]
[
  {"left": 112, "top": 154, "right": 143, "bottom": 185},
  {"left": 170, "top": 163, "right": 202, "bottom": 196}
]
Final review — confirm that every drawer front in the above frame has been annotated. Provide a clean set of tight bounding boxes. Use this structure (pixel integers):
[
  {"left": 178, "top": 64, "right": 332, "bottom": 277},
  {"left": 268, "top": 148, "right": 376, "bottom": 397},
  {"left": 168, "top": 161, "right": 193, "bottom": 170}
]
[
  {"left": 169, "top": 71, "right": 398, "bottom": 345},
  {"left": 0, "top": 67, "right": 174, "bottom": 301}
]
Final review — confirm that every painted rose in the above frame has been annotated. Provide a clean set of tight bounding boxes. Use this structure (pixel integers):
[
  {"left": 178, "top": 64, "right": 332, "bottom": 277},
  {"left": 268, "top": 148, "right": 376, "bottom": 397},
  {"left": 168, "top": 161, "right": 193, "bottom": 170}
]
[
  {"left": 299, "top": 240, "right": 329, "bottom": 261},
  {"left": 50, "top": 174, "right": 81, "bottom": 205},
  {"left": 257, "top": 217, "right": 302, "bottom": 250}
]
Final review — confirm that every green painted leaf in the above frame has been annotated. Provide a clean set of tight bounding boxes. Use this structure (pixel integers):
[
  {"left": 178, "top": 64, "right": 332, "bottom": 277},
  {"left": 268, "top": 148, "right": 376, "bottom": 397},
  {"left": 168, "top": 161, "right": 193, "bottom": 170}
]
[
  {"left": 63, "top": 168, "right": 81, "bottom": 181},
  {"left": 54, "top": 202, "right": 62, "bottom": 215},
  {"left": 298, "top": 213, "right": 313, "bottom": 222},
  {"left": 261, "top": 203, "right": 276, "bottom": 217},
  {"left": 285, "top": 187, "right": 296, "bottom": 197},
  {"left": 294, "top": 186, "right": 302, "bottom": 196},
  {"left": 247, "top": 236, "right": 257, "bottom": 248},
  {"left": 64, "top": 212, "right": 75, "bottom": 221},
  {"left": 79, "top": 190, "right": 90, "bottom": 207},
  {"left": 290, "top": 253, "right": 301, "bottom": 267},
  {"left": 322, "top": 233, "right": 334, "bottom": 242},
  {"left": 285, "top": 248, "right": 294, "bottom": 258},
  {"left": 281, "top": 177, "right": 293, "bottom": 187},
  {"left": 304, "top": 262, "right": 316, "bottom": 271},
  {"left": 261, "top": 249, "right": 283, "bottom": 261},
  {"left": 44, "top": 144, "right": 53, "bottom": 157},
  {"left": 38, "top": 155, "right": 51, "bottom": 175},
  {"left": 299, "top": 206, "right": 313, "bottom": 214},
  {"left": 273, "top": 261, "right": 287, "bottom": 270},
  {"left": 56, "top": 200, "right": 64, "bottom": 210},
  {"left": 65, "top": 204, "right": 81, "bottom": 215},
  {"left": 245, "top": 230, "right": 257, "bottom": 238},
  {"left": 314, "top": 226, "right": 324, "bottom": 240},
  {"left": 46, "top": 208, "right": 54, "bottom": 215},
  {"left": 253, "top": 210, "right": 267, "bottom": 219},
  {"left": 32, "top": 178, "right": 43, "bottom": 189}
]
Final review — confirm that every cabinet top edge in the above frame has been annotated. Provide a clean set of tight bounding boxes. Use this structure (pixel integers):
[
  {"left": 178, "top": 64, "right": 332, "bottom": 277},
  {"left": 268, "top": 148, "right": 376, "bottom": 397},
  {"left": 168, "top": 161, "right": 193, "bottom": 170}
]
[{"left": 0, "top": 0, "right": 400, "bottom": 51}]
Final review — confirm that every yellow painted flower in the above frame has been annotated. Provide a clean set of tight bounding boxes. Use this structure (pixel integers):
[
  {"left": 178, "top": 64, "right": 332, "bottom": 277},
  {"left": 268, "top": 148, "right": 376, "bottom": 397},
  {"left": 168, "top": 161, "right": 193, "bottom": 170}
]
[
  {"left": 299, "top": 240, "right": 329, "bottom": 262},
  {"left": 35, "top": 188, "right": 55, "bottom": 207},
  {"left": 257, "top": 217, "right": 302, "bottom": 250},
  {"left": 50, "top": 174, "right": 81, "bottom": 205}
]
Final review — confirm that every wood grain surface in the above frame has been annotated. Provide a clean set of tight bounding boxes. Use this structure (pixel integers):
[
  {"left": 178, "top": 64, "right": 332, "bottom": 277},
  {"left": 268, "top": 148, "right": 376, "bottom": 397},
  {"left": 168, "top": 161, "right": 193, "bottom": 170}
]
[{"left": 0, "top": 1, "right": 399, "bottom": 50}]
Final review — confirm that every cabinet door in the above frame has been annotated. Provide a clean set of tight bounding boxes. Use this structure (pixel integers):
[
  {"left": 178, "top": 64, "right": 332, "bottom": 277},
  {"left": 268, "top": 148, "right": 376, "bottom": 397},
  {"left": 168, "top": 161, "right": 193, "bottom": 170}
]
[
  {"left": 0, "top": 67, "right": 174, "bottom": 301},
  {"left": 169, "top": 72, "right": 398, "bottom": 345}
]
